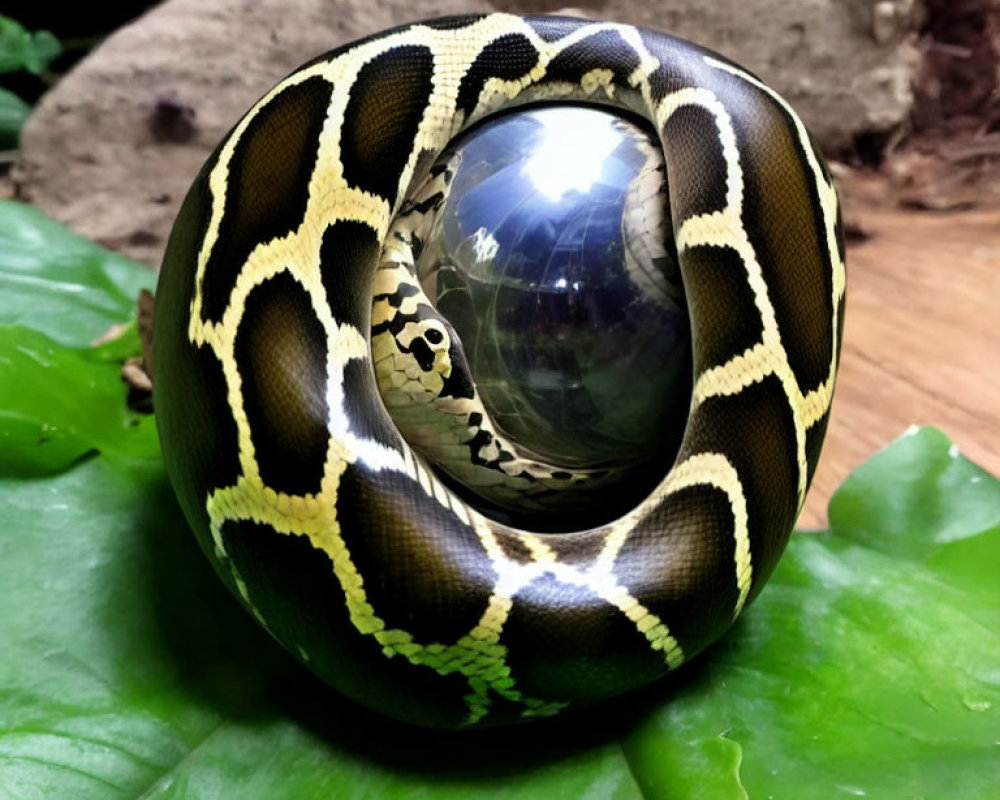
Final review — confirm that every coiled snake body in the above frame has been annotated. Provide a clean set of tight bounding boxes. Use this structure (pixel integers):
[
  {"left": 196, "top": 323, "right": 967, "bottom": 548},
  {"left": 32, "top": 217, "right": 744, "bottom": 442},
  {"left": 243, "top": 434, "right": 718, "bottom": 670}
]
[{"left": 153, "top": 13, "right": 845, "bottom": 728}]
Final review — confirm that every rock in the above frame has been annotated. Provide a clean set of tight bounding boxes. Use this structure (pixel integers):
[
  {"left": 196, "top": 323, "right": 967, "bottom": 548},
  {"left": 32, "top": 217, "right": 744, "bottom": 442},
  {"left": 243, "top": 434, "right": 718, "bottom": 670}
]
[
  {"left": 14, "top": 0, "right": 924, "bottom": 268},
  {"left": 502, "top": 0, "right": 925, "bottom": 145}
]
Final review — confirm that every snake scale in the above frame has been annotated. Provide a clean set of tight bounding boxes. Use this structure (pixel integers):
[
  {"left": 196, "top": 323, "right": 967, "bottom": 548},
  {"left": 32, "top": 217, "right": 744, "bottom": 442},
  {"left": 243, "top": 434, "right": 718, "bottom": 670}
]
[{"left": 153, "top": 13, "right": 845, "bottom": 728}]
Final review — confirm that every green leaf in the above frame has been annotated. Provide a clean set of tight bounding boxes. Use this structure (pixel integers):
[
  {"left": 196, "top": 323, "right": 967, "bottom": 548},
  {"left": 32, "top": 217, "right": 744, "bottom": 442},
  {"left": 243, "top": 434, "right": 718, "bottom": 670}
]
[
  {"left": 0, "top": 199, "right": 155, "bottom": 347},
  {"left": 0, "top": 201, "right": 997, "bottom": 798},
  {"left": 0, "top": 199, "right": 156, "bottom": 476},
  {"left": 0, "top": 322, "right": 157, "bottom": 476},
  {"left": 0, "top": 86, "right": 30, "bottom": 149},
  {"left": 624, "top": 427, "right": 1000, "bottom": 799},
  {"left": 0, "top": 15, "right": 62, "bottom": 75}
]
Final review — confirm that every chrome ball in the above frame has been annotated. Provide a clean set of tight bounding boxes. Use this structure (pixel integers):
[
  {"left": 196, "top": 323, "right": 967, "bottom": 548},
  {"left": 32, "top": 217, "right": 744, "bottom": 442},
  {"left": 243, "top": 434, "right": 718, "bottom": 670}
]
[{"left": 403, "top": 104, "right": 692, "bottom": 527}]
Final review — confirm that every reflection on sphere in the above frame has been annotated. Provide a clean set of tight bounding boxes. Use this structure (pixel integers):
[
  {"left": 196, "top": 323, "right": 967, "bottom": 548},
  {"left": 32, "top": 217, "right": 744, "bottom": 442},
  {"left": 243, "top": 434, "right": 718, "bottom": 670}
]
[{"left": 416, "top": 104, "right": 692, "bottom": 481}]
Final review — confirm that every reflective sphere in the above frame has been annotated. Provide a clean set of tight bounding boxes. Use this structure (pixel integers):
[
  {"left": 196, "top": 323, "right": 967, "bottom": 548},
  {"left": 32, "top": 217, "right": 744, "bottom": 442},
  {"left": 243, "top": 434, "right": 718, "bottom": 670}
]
[{"left": 415, "top": 105, "right": 692, "bottom": 513}]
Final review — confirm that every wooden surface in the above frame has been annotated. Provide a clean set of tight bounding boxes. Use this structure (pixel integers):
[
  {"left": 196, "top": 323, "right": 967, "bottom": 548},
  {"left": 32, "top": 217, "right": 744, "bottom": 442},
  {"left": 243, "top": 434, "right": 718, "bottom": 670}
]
[{"left": 800, "top": 204, "right": 1000, "bottom": 528}]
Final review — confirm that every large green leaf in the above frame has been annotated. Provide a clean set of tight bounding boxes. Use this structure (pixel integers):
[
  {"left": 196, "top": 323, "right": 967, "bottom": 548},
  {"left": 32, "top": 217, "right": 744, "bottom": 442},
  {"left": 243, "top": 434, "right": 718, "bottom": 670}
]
[
  {"left": 0, "top": 200, "right": 154, "bottom": 347},
  {"left": 0, "top": 200, "right": 997, "bottom": 798},
  {"left": 0, "top": 322, "right": 157, "bottom": 476},
  {"left": 0, "top": 199, "right": 156, "bottom": 476}
]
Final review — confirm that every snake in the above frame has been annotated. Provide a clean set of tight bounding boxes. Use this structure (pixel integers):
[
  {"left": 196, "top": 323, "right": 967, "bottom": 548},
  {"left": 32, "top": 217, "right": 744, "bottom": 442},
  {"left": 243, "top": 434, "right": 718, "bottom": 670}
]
[{"left": 152, "top": 13, "right": 845, "bottom": 728}]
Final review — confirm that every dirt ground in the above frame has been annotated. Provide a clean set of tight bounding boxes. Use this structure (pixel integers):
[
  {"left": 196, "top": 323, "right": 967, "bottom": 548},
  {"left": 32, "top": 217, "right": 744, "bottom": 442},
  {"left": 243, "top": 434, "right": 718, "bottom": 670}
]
[
  {"left": 799, "top": 175, "right": 999, "bottom": 527},
  {"left": 794, "top": 0, "right": 1000, "bottom": 524}
]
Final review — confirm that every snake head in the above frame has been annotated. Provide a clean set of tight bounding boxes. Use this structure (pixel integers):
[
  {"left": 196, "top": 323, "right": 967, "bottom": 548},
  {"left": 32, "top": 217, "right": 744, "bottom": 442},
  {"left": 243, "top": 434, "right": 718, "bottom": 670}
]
[{"left": 395, "top": 315, "right": 453, "bottom": 384}]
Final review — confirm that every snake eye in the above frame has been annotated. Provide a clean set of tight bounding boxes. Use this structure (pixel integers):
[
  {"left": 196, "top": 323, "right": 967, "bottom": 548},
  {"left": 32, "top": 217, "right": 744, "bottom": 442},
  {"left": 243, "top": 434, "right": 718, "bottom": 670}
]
[{"left": 378, "top": 104, "right": 693, "bottom": 531}]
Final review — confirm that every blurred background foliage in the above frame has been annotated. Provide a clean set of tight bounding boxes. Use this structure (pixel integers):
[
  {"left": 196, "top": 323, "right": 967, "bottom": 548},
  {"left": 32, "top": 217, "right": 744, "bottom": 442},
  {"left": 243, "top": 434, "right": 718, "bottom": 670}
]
[{"left": 0, "top": 6, "right": 159, "bottom": 148}]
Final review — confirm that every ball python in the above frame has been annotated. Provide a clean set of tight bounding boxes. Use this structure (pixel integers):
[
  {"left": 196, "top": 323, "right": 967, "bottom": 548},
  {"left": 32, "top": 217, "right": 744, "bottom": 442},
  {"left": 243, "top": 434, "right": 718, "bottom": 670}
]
[{"left": 153, "top": 13, "right": 845, "bottom": 728}]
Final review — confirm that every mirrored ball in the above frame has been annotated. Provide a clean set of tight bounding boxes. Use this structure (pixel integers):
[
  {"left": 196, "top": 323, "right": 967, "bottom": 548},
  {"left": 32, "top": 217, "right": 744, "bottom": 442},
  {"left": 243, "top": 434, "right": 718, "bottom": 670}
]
[{"left": 414, "top": 104, "right": 692, "bottom": 521}]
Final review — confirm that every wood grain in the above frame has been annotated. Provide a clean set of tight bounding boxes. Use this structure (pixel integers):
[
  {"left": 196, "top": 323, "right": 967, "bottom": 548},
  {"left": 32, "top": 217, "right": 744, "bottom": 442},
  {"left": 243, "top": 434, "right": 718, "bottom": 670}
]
[{"left": 799, "top": 206, "right": 1000, "bottom": 528}]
